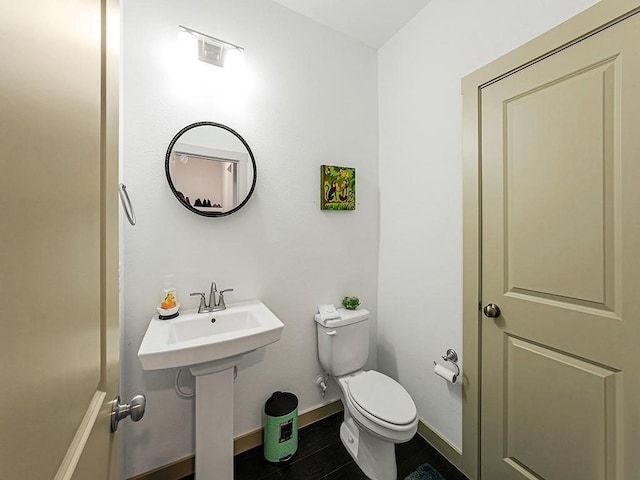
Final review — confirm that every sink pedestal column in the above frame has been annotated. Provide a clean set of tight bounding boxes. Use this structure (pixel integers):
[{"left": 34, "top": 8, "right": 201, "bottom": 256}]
[{"left": 190, "top": 356, "right": 242, "bottom": 480}]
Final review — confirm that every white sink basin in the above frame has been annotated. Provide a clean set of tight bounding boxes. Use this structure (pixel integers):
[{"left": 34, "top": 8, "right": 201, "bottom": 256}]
[{"left": 138, "top": 299, "right": 284, "bottom": 370}]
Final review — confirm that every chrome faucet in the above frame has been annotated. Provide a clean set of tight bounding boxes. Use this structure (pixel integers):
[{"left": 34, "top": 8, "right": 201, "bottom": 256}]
[
  {"left": 208, "top": 282, "right": 218, "bottom": 310},
  {"left": 190, "top": 282, "right": 234, "bottom": 313},
  {"left": 190, "top": 292, "right": 209, "bottom": 313},
  {"left": 217, "top": 288, "right": 234, "bottom": 309}
]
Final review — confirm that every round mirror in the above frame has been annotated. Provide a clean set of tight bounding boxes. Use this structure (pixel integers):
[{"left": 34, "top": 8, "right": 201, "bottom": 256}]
[{"left": 165, "top": 122, "right": 257, "bottom": 217}]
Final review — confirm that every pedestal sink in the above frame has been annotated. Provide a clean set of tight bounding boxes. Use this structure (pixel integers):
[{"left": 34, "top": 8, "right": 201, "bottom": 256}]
[{"left": 138, "top": 300, "right": 284, "bottom": 479}]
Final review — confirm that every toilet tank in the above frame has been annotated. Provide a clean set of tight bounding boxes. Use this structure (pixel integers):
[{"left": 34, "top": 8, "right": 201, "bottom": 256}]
[{"left": 315, "top": 308, "right": 369, "bottom": 377}]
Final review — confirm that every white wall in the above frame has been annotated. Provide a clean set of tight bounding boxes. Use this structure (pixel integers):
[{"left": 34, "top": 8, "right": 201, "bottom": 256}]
[
  {"left": 121, "top": 0, "right": 378, "bottom": 476},
  {"left": 377, "top": 0, "right": 599, "bottom": 451}
]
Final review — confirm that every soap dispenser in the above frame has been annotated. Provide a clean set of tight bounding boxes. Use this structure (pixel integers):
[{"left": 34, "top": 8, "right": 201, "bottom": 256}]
[{"left": 160, "top": 274, "right": 178, "bottom": 311}]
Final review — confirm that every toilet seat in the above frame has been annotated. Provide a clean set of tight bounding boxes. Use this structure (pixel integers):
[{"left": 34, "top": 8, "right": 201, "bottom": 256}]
[{"left": 345, "top": 371, "right": 417, "bottom": 433}]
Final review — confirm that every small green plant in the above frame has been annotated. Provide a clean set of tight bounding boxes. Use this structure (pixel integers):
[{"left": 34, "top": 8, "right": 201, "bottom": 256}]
[{"left": 342, "top": 296, "right": 360, "bottom": 310}]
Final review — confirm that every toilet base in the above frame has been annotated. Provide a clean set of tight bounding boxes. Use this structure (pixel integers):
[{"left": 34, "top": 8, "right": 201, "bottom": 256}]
[{"left": 340, "top": 418, "right": 397, "bottom": 480}]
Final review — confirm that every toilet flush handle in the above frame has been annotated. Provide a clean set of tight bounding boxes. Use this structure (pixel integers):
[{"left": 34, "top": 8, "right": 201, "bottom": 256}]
[{"left": 326, "top": 330, "right": 337, "bottom": 336}]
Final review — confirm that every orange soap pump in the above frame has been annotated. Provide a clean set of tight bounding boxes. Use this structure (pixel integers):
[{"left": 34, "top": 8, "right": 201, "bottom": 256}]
[{"left": 160, "top": 274, "right": 178, "bottom": 310}]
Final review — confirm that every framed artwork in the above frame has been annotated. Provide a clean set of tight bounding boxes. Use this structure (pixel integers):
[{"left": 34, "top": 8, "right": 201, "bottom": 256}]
[{"left": 320, "top": 165, "right": 356, "bottom": 210}]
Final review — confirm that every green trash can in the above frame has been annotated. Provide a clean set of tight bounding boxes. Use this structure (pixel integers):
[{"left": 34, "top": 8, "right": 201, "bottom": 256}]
[{"left": 263, "top": 391, "right": 298, "bottom": 463}]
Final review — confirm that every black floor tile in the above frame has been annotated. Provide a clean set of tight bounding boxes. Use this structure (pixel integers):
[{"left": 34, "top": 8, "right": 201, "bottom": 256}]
[
  {"left": 293, "top": 414, "right": 343, "bottom": 459},
  {"left": 181, "top": 412, "right": 468, "bottom": 480},
  {"left": 258, "top": 442, "right": 353, "bottom": 480},
  {"left": 397, "top": 444, "right": 467, "bottom": 480},
  {"left": 323, "top": 461, "right": 370, "bottom": 480},
  {"left": 395, "top": 433, "right": 432, "bottom": 465},
  {"left": 235, "top": 445, "right": 282, "bottom": 480},
  {"left": 416, "top": 449, "right": 468, "bottom": 480}
]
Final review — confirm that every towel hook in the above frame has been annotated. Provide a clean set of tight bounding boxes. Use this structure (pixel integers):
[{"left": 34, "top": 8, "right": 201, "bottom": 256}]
[{"left": 118, "top": 183, "right": 136, "bottom": 226}]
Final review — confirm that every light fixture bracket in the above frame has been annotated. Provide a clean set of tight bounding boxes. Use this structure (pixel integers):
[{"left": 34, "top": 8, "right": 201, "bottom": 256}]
[{"left": 179, "top": 25, "right": 244, "bottom": 68}]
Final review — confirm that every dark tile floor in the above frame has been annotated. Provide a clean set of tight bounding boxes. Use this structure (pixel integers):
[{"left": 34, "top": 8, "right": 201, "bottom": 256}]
[{"left": 182, "top": 413, "right": 468, "bottom": 479}]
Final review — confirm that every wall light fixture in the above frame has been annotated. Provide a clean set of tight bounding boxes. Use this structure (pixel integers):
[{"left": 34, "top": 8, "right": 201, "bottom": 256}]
[{"left": 178, "top": 25, "right": 244, "bottom": 68}]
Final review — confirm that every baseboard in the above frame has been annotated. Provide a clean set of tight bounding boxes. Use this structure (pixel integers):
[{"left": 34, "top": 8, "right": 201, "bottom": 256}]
[
  {"left": 416, "top": 418, "right": 463, "bottom": 472},
  {"left": 127, "top": 456, "right": 194, "bottom": 480},
  {"left": 128, "top": 400, "right": 343, "bottom": 480}
]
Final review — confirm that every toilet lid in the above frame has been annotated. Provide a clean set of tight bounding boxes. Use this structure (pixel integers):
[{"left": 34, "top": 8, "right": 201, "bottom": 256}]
[{"left": 347, "top": 371, "right": 416, "bottom": 426}]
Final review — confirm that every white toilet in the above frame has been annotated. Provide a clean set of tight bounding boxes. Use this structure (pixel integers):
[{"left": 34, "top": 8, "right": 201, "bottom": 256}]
[{"left": 315, "top": 308, "right": 418, "bottom": 480}]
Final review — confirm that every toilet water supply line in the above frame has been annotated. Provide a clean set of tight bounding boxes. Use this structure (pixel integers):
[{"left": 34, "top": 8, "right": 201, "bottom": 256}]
[{"left": 316, "top": 375, "right": 328, "bottom": 398}]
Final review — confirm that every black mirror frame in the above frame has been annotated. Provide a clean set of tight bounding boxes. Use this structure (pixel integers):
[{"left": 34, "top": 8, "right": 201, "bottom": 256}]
[{"left": 165, "top": 121, "right": 257, "bottom": 217}]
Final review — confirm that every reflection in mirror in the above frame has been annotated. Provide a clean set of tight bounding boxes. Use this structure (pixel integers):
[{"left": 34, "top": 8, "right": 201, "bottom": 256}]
[{"left": 165, "top": 122, "right": 256, "bottom": 217}]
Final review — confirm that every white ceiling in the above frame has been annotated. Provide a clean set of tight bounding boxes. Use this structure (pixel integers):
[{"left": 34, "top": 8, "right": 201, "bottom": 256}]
[{"left": 271, "top": 0, "right": 432, "bottom": 48}]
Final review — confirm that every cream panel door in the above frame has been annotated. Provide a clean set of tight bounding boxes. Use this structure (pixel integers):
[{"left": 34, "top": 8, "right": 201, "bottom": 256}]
[
  {"left": 0, "top": 0, "right": 119, "bottom": 478},
  {"left": 480, "top": 11, "right": 640, "bottom": 480}
]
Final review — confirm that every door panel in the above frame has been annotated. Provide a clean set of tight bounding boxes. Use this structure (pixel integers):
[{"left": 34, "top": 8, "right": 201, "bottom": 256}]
[
  {"left": 505, "top": 58, "right": 615, "bottom": 306},
  {"left": 505, "top": 337, "right": 619, "bottom": 480},
  {"left": 0, "top": 0, "right": 119, "bottom": 478},
  {"left": 480, "top": 11, "right": 639, "bottom": 480}
]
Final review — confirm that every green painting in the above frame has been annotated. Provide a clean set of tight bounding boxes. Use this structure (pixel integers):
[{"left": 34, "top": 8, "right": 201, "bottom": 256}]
[{"left": 320, "top": 165, "right": 356, "bottom": 210}]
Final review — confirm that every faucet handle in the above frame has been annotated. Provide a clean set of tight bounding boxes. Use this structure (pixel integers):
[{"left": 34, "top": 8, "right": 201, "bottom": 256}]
[
  {"left": 190, "top": 292, "right": 207, "bottom": 313},
  {"left": 217, "top": 289, "right": 234, "bottom": 308}
]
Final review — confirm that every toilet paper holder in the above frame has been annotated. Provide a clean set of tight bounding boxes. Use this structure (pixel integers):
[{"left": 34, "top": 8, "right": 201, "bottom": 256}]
[{"left": 433, "top": 349, "right": 460, "bottom": 382}]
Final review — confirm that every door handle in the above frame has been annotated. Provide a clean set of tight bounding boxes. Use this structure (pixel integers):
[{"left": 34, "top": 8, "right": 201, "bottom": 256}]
[
  {"left": 118, "top": 183, "right": 136, "bottom": 226},
  {"left": 111, "top": 394, "right": 146, "bottom": 432},
  {"left": 326, "top": 330, "right": 337, "bottom": 336},
  {"left": 482, "top": 303, "right": 501, "bottom": 318}
]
